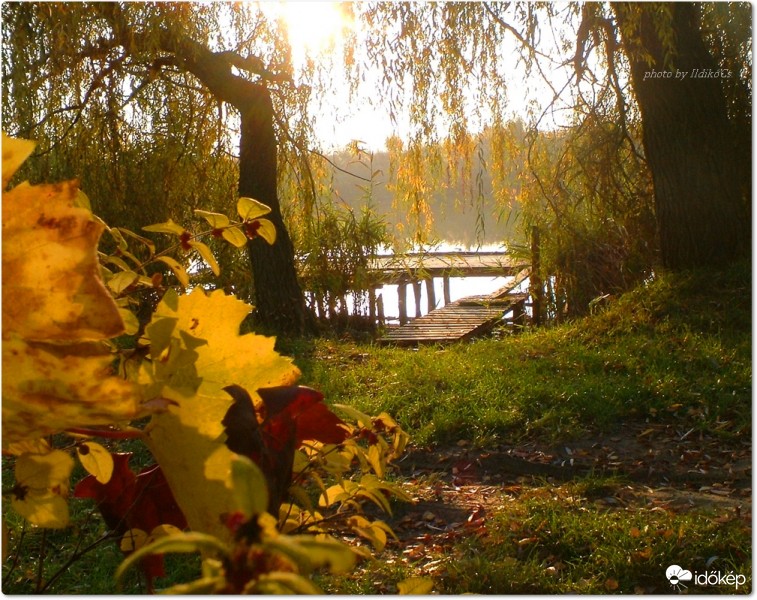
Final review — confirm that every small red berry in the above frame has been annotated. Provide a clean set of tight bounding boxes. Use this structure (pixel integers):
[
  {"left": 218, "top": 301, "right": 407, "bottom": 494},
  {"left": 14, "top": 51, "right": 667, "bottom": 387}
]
[
  {"left": 179, "top": 231, "right": 192, "bottom": 251},
  {"left": 243, "top": 220, "right": 262, "bottom": 240}
]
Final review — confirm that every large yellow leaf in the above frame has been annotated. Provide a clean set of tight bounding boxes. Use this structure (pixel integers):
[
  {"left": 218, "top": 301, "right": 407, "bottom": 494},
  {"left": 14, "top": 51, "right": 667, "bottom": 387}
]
[
  {"left": 1, "top": 133, "right": 34, "bottom": 189},
  {"left": 2, "top": 336, "right": 142, "bottom": 443},
  {"left": 3, "top": 180, "right": 123, "bottom": 341},
  {"left": 143, "top": 289, "right": 300, "bottom": 540},
  {"left": 2, "top": 134, "right": 141, "bottom": 446}
]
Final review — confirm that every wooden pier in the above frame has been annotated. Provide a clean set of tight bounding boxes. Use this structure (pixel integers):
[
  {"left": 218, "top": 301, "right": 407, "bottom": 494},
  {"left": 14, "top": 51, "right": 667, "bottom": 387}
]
[
  {"left": 368, "top": 252, "right": 526, "bottom": 282},
  {"left": 366, "top": 252, "right": 528, "bottom": 326},
  {"left": 378, "top": 271, "right": 530, "bottom": 345},
  {"left": 302, "top": 250, "right": 532, "bottom": 331}
]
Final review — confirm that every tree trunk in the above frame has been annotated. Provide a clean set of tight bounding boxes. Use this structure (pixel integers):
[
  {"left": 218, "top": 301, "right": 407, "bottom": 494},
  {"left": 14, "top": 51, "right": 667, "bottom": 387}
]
[
  {"left": 615, "top": 3, "right": 750, "bottom": 271},
  {"left": 238, "top": 86, "right": 313, "bottom": 336},
  {"left": 147, "top": 28, "right": 314, "bottom": 336}
]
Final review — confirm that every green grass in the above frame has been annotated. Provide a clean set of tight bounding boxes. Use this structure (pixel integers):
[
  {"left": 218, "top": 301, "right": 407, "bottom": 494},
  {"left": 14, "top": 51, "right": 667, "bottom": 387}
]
[
  {"left": 304, "top": 263, "right": 751, "bottom": 594},
  {"left": 290, "top": 262, "right": 751, "bottom": 447}
]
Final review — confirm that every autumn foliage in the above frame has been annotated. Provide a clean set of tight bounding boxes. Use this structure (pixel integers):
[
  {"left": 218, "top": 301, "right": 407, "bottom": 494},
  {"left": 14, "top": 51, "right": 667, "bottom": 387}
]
[{"left": 2, "top": 133, "right": 413, "bottom": 593}]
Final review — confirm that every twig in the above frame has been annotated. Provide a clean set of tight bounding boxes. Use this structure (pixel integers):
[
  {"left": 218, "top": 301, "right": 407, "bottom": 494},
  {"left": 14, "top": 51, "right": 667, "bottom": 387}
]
[
  {"left": 35, "top": 528, "right": 47, "bottom": 593},
  {"left": 39, "top": 522, "right": 119, "bottom": 592},
  {"left": 4, "top": 519, "right": 27, "bottom": 582}
]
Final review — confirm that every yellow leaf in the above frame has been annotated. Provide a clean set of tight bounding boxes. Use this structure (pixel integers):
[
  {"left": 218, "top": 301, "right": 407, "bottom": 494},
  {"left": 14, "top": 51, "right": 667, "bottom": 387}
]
[
  {"left": 145, "top": 524, "right": 185, "bottom": 545},
  {"left": 397, "top": 577, "right": 435, "bottom": 595},
  {"left": 231, "top": 456, "right": 269, "bottom": 518},
  {"left": 15, "top": 449, "right": 73, "bottom": 489},
  {"left": 156, "top": 256, "right": 190, "bottom": 289},
  {"left": 347, "top": 515, "right": 388, "bottom": 551},
  {"left": 3, "top": 179, "right": 124, "bottom": 341},
  {"left": 74, "top": 189, "right": 92, "bottom": 211},
  {"left": 77, "top": 441, "right": 114, "bottom": 484},
  {"left": 222, "top": 226, "right": 248, "bottom": 248},
  {"left": 2, "top": 135, "right": 142, "bottom": 446},
  {"left": 5, "top": 438, "right": 51, "bottom": 456},
  {"left": 189, "top": 240, "right": 220, "bottom": 276},
  {"left": 2, "top": 335, "right": 141, "bottom": 444},
  {"left": 115, "top": 227, "right": 156, "bottom": 255},
  {"left": 107, "top": 270, "right": 139, "bottom": 294},
  {"left": 237, "top": 197, "right": 271, "bottom": 220},
  {"left": 12, "top": 491, "right": 70, "bottom": 529},
  {"left": 12, "top": 449, "right": 74, "bottom": 528},
  {"left": 194, "top": 210, "right": 230, "bottom": 229},
  {"left": 266, "top": 534, "right": 356, "bottom": 575},
  {"left": 117, "top": 307, "right": 140, "bottom": 336},
  {"left": 366, "top": 444, "right": 385, "bottom": 478},
  {"left": 121, "top": 528, "right": 149, "bottom": 552},
  {"left": 2, "top": 132, "right": 35, "bottom": 188},
  {"left": 142, "top": 289, "right": 299, "bottom": 539},
  {"left": 319, "top": 483, "right": 351, "bottom": 508},
  {"left": 142, "top": 219, "right": 186, "bottom": 236},
  {"left": 254, "top": 218, "right": 277, "bottom": 245}
]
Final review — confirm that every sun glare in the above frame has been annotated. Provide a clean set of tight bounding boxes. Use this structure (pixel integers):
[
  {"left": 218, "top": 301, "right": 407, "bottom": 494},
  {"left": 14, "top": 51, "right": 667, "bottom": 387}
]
[{"left": 277, "top": 2, "right": 350, "bottom": 59}]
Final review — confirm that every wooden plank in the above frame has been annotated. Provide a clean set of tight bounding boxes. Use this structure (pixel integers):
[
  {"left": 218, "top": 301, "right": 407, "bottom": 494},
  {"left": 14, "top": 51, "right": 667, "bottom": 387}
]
[
  {"left": 378, "top": 293, "right": 526, "bottom": 345},
  {"left": 367, "top": 252, "right": 529, "bottom": 285}
]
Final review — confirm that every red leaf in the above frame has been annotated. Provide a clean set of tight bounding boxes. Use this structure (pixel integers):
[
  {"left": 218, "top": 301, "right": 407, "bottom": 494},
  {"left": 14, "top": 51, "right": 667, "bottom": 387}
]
[
  {"left": 74, "top": 453, "right": 137, "bottom": 532},
  {"left": 221, "top": 384, "right": 347, "bottom": 516},
  {"left": 257, "top": 385, "right": 348, "bottom": 446},
  {"left": 74, "top": 453, "right": 186, "bottom": 534},
  {"left": 74, "top": 452, "right": 187, "bottom": 585}
]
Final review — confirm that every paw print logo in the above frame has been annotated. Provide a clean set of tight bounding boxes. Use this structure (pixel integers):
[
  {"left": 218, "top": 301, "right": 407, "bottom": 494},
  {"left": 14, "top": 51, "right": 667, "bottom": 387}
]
[{"left": 666, "top": 565, "right": 693, "bottom": 590}]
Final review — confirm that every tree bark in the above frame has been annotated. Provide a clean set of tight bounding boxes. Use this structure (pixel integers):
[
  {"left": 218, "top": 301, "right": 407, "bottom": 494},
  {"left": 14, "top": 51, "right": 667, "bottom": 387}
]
[{"left": 614, "top": 3, "right": 750, "bottom": 271}]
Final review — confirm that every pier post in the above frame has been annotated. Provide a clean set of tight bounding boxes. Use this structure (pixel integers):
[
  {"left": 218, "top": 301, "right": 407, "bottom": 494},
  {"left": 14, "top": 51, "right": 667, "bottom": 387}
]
[
  {"left": 412, "top": 281, "right": 422, "bottom": 318},
  {"left": 377, "top": 293, "right": 385, "bottom": 326},
  {"left": 369, "top": 287, "right": 376, "bottom": 326},
  {"left": 425, "top": 278, "right": 436, "bottom": 312},
  {"left": 443, "top": 276, "right": 451, "bottom": 305},
  {"left": 531, "top": 226, "right": 543, "bottom": 326},
  {"left": 398, "top": 282, "right": 408, "bottom": 325}
]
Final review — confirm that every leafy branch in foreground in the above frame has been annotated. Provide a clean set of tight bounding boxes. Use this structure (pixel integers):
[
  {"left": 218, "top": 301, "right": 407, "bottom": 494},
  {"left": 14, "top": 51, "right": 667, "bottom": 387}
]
[{"left": 2, "top": 133, "right": 424, "bottom": 593}]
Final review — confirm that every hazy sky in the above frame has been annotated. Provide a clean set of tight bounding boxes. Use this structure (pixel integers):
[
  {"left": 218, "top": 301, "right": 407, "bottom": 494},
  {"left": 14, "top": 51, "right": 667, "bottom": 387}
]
[{"left": 272, "top": 1, "right": 576, "bottom": 152}]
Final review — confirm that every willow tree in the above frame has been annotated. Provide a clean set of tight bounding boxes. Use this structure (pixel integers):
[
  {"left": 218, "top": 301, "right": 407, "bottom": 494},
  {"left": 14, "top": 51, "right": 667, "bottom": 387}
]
[
  {"left": 2, "top": 2, "right": 315, "bottom": 335},
  {"left": 350, "top": 2, "right": 751, "bottom": 273}
]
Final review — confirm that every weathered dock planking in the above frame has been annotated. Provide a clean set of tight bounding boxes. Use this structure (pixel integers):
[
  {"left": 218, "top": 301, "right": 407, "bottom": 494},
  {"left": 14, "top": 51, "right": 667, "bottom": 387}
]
[
  {"left": 368, "top": 252, "right": 527, "bottom": 284},
  {"left": 378, "top": 292, "right": 529, "bottom": 345}
]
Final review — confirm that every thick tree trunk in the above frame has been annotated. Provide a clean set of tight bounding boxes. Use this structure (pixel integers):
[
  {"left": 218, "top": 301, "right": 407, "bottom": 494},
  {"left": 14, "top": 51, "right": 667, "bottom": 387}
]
[
  {"left": 238, "top": 86, "right": 313, "bottom": 336},
  {"left": 615, "top": 3, "right": 750, "bottom": 270},
  {"left": 144, "top": 29, "right": 314, "bottom": 336}
]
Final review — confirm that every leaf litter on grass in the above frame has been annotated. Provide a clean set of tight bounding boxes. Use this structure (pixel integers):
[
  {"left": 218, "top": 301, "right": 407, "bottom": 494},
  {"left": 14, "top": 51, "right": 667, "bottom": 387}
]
[{"left": 324, "top": 421, "right": 751, "bottom": 594}]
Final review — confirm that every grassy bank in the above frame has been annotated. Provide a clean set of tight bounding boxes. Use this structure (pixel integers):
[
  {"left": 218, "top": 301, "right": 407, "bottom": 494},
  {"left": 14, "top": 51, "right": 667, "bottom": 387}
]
[
  {"left": 297, "top": 262, "right": 751, "bottom": 594},
  {"left": 291, "top": 263, "right": 751, "bottom": 448}
]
